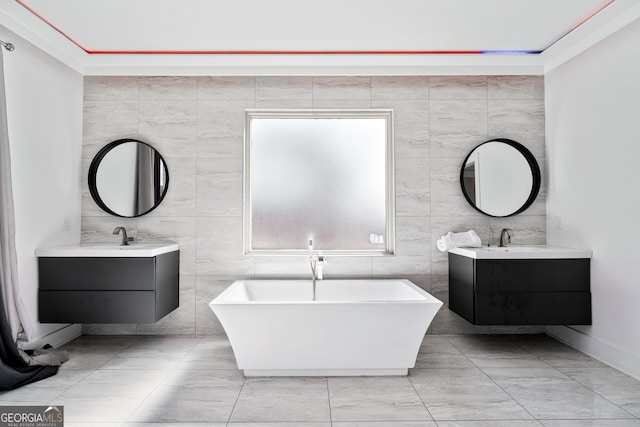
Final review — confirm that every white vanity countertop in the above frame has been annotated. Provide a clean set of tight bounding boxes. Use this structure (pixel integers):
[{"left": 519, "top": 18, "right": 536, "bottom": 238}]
[
  {"left": 449, "top": 245, "right": 592, "bottom": 260},
  {"left": 35, "top": 243, "right": 179, "bottom": 258}
]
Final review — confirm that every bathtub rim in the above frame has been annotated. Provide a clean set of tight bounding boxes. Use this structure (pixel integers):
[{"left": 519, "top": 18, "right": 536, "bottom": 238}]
[{"left": 210, "top": 278, "right": 443, "bottom": 306}]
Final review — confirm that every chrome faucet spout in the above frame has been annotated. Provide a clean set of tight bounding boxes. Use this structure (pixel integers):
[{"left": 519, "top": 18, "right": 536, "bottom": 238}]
[
  {"left": 309, "top": 238, "right": 317, "bottom": 300},
  {"left": 310, "top": 256, "right": 317, "bottom": 299},
  {"left": 499, "top": 228, "right": 514, "bottom": 247},
  {"left": 113, "top": 227, "right": 133, "bottom": 246}
]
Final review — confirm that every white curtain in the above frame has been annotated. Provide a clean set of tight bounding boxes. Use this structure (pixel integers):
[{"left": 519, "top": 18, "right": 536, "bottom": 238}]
[{"left": 0, "top": 48, "right": 34, "bottom": 343}]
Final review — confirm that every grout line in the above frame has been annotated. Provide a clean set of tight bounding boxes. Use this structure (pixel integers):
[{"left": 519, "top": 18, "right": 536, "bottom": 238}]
[
  {"left": 561, "top": 372, "right": 640, "bottom": 420},
  {"left": 134, "top": 76, "right": 142, "bottom": 337},
  {"left": 326, "top": 377, "right": 333, "bottom": 425},
  {"left": 194, "top": 76, "right": 203, "bottom": 296},
  {"left": 452, "top": 335, "right": 640, "bottom": 422},
  {"left": 134, "top": 77, "right": 142, "bottom": 337},
  {"left": 226, "top": 376, "right": 247, "bottom": 425},
  {"left": 407, "top": 373, "right": 436, "bottom": 422},
  {"left": 444, "top": 335, "right": 539, "bottom": 422}
]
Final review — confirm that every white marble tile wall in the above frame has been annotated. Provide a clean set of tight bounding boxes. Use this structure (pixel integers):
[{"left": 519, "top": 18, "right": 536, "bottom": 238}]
[{"left": 81, "top": 75, "right": 546, "bottom": 335}]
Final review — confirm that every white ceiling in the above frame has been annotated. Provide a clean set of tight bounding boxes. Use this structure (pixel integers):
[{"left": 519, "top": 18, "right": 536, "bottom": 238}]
[
  {"left": 11, "top": 0, "right": 614, "bottom": 53},
  {"left": 1, "top": 0, "right": 639, "bottom": 75}
]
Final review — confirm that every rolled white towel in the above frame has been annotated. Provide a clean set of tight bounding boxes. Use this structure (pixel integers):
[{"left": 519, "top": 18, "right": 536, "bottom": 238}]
[
  {"left": 436, "top": 230, "right": 482, "bottom": 252},
  {"left": 436, "top": 237, "right": 450, "bottom": 252}
]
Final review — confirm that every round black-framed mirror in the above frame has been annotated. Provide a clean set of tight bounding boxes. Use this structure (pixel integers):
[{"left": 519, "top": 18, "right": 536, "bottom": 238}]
[
  {"left": 89, "top": 138, "right": 169, "bottom": 218},
  {"left": 460, "top": 138, "right": 540, "bottom": 217}
]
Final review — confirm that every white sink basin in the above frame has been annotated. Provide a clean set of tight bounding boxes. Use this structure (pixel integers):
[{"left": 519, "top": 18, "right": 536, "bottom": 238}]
[
  {"left": 449, "top": 245, "right": 592, "bottom": 259},
  {"left": 35, "top": 243, "right": 179, "bottom": 257}
]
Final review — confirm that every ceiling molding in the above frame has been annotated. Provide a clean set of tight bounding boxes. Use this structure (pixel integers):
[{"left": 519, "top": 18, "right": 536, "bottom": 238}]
[
  {"left": 543, "top": 0, "right": 640, "bottom": 73},
  {"left": 0, "top": 2, "right": 84, "bottom": 73},
  {"left": 80, "top": 53, "right": 544, "bottom": 77}
]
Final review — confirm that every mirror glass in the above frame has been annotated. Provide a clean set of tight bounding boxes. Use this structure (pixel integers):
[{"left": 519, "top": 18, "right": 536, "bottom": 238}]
[
  {"left": 89, "top": 139, "right": 169, "bottom": 217},
  {"left": 244, "top": 109, "right": 395, "bottom": 255},
  {"left": 460, "top": 138, "right": 540, "bottom": 217}
]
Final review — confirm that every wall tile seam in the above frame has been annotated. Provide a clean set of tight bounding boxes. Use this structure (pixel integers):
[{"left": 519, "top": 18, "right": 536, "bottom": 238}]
[
  {"left": 486, "top": 83, "right": 490, "bottom": 147},
  {"left": 254, "top": 98, "right": 314, "bottom": 103},
  {"left": 194, "top": 215, "right": 243, "bottom": 220},
  {"left": 429, "top": 154, "right": 477, "bottom": 159},
  {"left": 426, "top": 97, "right": 545, "bottom": 102},
  {"left": 486, "top": 98, "right": 545, "bottom": 101},
  {"left": 428, "top": 98, "right": 488, "bottom": 102},
  {"left": 194, "top": 76, "right": 202, "bottom": 278},
  {"left": 371, "top": 98, "right": 431, "bottom": 102}
]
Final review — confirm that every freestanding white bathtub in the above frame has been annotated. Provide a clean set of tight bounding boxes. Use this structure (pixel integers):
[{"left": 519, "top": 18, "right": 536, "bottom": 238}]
[{"left": 209, "top": 279, "right": 443, "bottom": 376}]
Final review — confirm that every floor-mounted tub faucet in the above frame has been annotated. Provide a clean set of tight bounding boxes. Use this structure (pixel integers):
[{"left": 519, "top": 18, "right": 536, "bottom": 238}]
[
  {"left": 113, "top": 227, "right": 134, "bottom": 246},
  {"left": 308, "top": 239, "right": 328, "bottom": 300},
  {"left": 499, "top": 228, "right": 514, "bottom": 247}
]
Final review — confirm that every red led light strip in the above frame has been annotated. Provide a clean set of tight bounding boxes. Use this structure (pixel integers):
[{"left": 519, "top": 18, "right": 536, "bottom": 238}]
[
  {"left": 85, "top": 50, "right": 486, "bottom": 55},
  {"left": 16, "top": 0, "right": 615, "bottom": 55},
  {"left": 544, "top": 0, "right": 616, "bottom": 50},
  {"left": 569, "top": 0, "right": 615, "bottom": 31}
]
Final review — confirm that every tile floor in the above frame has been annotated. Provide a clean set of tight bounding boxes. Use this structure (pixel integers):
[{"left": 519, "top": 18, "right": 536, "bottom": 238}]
[{"left": 2, "top": 334, "right": 640, "bottom": 426}]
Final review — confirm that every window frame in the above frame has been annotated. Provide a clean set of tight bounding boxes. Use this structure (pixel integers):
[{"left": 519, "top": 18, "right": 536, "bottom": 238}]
[{"left": 243, "top": 109, "right": 396, "bottom": 256}]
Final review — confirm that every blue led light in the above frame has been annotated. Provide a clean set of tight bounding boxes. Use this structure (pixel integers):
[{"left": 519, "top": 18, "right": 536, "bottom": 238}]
[{"left": 481, "top": 50, "right": 541, "bottom": 55}]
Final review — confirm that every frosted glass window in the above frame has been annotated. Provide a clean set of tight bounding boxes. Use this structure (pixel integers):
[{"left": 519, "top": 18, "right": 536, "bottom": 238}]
[{"left": 244, "top": 110, "right": 395, "bottom": 255}]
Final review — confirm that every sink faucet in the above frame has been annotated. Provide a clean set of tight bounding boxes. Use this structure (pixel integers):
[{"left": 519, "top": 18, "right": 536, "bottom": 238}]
[
  {"left": 113, "top": 227, "right": 134, "bottom": 246},
  {"left": 308, "top": 238, "right": 328, "bottom": 300},
  {"left": 499, "top": 228, "right": 514, "bottom": 247}
]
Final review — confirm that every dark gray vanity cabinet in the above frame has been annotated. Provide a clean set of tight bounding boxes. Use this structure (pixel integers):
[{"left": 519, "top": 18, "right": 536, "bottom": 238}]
[
  {"left": 38, "top": 251, "right": 179, "bottom": 324},
  {"left": 449, "top": 253, "right": 591, "bottom": 325}
]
